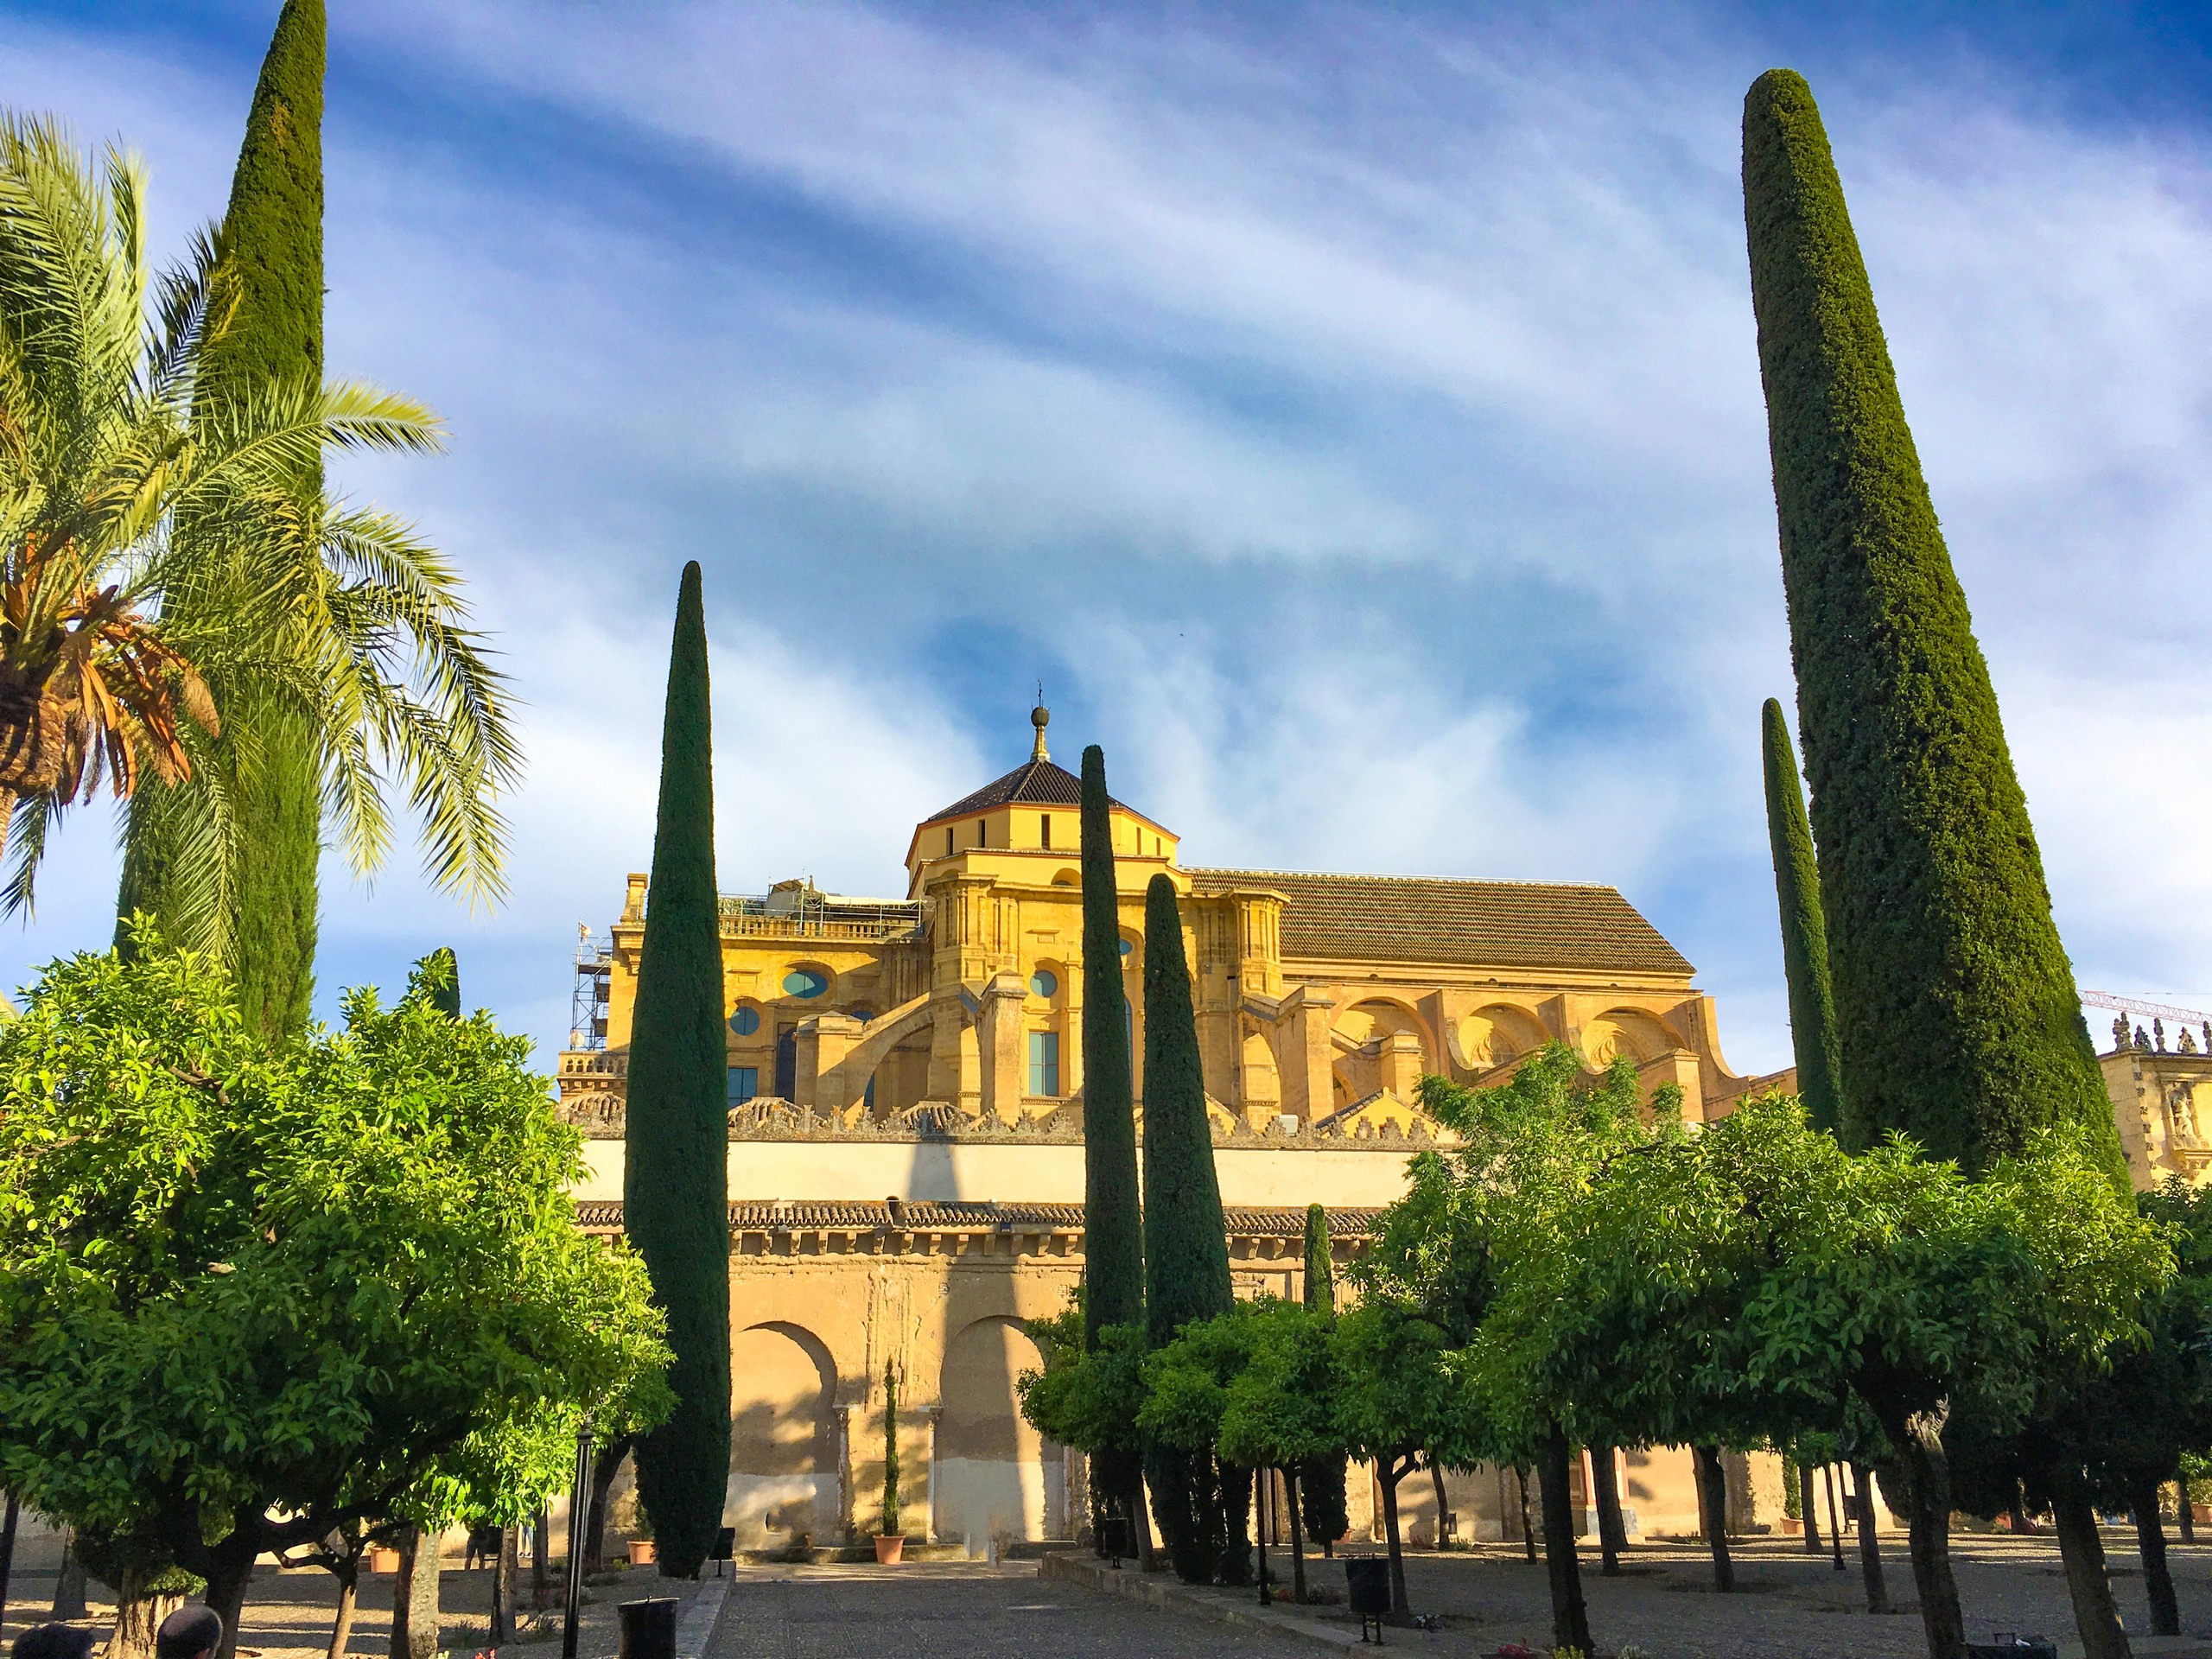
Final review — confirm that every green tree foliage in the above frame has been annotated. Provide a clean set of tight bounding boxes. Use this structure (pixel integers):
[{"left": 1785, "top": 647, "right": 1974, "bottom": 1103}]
[
  {"left": 1139, "top": 873, "right": 1235, "bottom": 1582},
  {"left": 1741, "top": 69, "right": 2119, "bottom": 1181},
  {"left": 0, "top": 933, "right": 671, "bottom": 1659},
  {"left": 1762, "top": 698, "right": 1842, "bottom": 1135},
  {"left": 1299, "top": 1205, "right": 1350, "bottom": 1553},
  {"left": 1330, "top": 1299, "right": 1484, "bottom": 1621},
  {"left": 176, "top": 0, "right": 325, "bottom": 1036},
  {"left": 114, "top": 0, "right": 518, "bottom": 1030},
  {"left": 412, "top": 947, "right": 461, "bottom": 1019},
  {"left": 1079, "top": 745, "right": 1145, "bottom": 1540},
  {"left": 622, "top": 562, "right": 730, "bottom": 1578},
  {"left": 880, "top": 1360, "right": 901, "bottom": 1539},
  {"left": 0, "top": 112, "right": 473, "bottom": 931},
  {"left": 1542, "top": 1094, "right": 2166, "bottom": 1659},
  {"left": 1018, "top": 1296, "right": 1147, "bottom": 1466},
  {"left": 1379, "top": 1046, "right": 1663, "bottom": 1646}
]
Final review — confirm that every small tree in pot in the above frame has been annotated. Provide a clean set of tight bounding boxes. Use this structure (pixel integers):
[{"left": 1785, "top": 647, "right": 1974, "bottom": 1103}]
[{"left": 875, "top": 1359, "right": 905, "bottom": 1563}]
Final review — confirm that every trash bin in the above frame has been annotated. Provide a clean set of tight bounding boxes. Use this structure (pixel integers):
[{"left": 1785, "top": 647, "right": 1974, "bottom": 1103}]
[
  {"left": 617, "top": 1597, "right": 680, "bottom": 1659},
  {"left": 1344, "top": 1558, "right": 1392, "bottom": 1644},
  {"left": 1100, "top": 1514, "right": 1129, "bottom": 1567}
]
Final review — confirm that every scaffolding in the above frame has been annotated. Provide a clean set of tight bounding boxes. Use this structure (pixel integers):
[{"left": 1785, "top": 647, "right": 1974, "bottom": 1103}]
[{"left": 570, "top": 924, "right": 612, "bottom": 1051}]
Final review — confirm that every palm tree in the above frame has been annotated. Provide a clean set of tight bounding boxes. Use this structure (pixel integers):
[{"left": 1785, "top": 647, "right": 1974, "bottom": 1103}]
[{"left": 0, "top": 111, "right": 519, "bottom": 952}]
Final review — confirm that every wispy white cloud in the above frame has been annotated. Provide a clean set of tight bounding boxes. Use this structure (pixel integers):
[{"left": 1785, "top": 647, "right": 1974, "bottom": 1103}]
[{"left": 3, "top": 2, "right": 2210, "bottom": 1081}]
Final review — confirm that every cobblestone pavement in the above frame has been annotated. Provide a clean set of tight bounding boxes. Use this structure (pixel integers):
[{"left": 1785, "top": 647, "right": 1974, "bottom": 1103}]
[{"left": 699, "top": 1564, "right": 1273, "bottom": 1658}]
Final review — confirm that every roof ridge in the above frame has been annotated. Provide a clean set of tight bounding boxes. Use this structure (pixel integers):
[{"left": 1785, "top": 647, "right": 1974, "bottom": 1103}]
[{"left": 1190, "top": 866, "right": 1623, "bottom": 893}]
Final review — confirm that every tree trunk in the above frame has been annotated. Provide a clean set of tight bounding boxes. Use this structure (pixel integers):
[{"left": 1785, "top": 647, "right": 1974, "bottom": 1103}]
[
  {"left": 1379, "top": 1457, "right": 1410, "bottom": 1621},
  {"left": 531, "top": 1509, "right": 550, "bottom": 1609},
  {"left": 584, "top": 1437, "right": 632, "bottom": 1573},
  {"left": 2179, "top": 1480, "right": 2196, "bottom": 1545},
  {"left": 1255, "top": 1468, "right": 1270, "bottom": 1605},
  {"left": 2128, "top": 1475, "right": 2179, "bottom": 1637},
  {"left": 1693, "top": 1446, "right": 1733, "bottom": 1592},
  {"left": 493, "top": 1526, "right": 518, "bottom": 1645},
  {"left": 0, "top": 1491, "right": 16, "bottom": 1634},
  {"left": 54, "top": 1528, "right": 90, "bottom": 1619},
  {"left": 1537, "top": 1427, "right": 1593, "bottom": 1657},
  {"left": 202, "top": 1530, "right": 262, "bottom": 1659},
  {"left": 1590, "top": 1445, "right": 1626, "bottom": 1575},
  {"left": 1286, "top": 1468, "right": 1307, "bottom": 1605},
  {"left": 1891, "top": 1415, "right": 1965, "bottom": 1659},
  {"left": 1798, "top": 1459, "right": 1821, "bottom": 1552},
  {"left": 390, "top": 1528, "right": 442, "bottom": 1659},
  {"left": 1851, "top": 1464, "right": 1890, "bottom": 1611},
  {"left": 105, "top": 1569, "right": 184, "bottom": 1659},
  {"left": 1515, "top": 1465, "right": 1536, "bottom": 1563},
  {"left": 1821, "top": 1465, "right": 1845, "bottom": 1573},
  {"left": 1428, "top": 1459, "right": 1449, "bottom": 1547},
  {"left": 325, "top": 1565, "right": 359, "bottom": 1659},
  {"left": 2050, "top": 1472, "right": 2131, "bottom": 1659}
]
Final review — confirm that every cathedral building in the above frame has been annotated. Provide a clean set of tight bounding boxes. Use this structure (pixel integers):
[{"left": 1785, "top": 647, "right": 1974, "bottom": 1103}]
[{"left": 561, "top": 708, "right": 1796, "bottom": 1554}]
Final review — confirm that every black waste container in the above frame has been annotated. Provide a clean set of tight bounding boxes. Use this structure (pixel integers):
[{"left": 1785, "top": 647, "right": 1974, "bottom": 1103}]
[
  {"left": 617, "top": 1597, "right": 680, "bottom": 1659},
  {"left": 1344, "top": 1559, "right": 1391, "bottom": 1616}
]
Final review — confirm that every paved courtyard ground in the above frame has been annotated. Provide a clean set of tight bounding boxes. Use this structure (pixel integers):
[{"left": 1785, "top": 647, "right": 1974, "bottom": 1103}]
[
  {"left": 1129, "top": 1533, "right": 2212, "bottom": 1658},
  {"left": 11, "top": 1531, "right": 2212, "bottom": 1659}
]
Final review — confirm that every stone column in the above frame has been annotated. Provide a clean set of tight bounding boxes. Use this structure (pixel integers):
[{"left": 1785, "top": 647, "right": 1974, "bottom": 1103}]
[
  {"left": 976, "top": 973, "right": 1027, "bottom": 1123},
  {"left": 835, "top": 1405, "right": 855, "bottom": 1543},
  {"left": 1276, "top": 985, "right": 1336, "bottom": 1122},
  {"left": 1377, "top": 1030, "right": 1425, "bottom": 1103},
  {"left": 795, "top": 1013, "right": 864, "bottom": 1116}
]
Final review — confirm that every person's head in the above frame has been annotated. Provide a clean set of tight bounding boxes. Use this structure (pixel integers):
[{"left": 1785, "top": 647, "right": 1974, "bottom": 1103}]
[
  {"left": 154, "top": 1606, "right": 223, "bottom": 1659},
  {"left": 13, "top": 1625, "right": 96, "bottom": 1659}
]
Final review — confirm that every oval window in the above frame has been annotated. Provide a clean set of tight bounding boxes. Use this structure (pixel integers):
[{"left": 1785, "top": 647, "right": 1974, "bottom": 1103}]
[
  {"left": 728, "top": 1005, "right": 761, "bottom": 1037},
  {"left": 1119, "top": 938, "right": 1135, "bottom": 959},
  {"left": 782, "top": 968, "right": 830, "bottom": 999},
  {"left": 1031, "top": 969, "right": 1058, "bottom": 999}
]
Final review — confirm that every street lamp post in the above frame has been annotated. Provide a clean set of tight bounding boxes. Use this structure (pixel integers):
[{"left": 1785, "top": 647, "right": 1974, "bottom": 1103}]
[{"left": 562, "top": 1418, "right": 596, "bottom": 1659}]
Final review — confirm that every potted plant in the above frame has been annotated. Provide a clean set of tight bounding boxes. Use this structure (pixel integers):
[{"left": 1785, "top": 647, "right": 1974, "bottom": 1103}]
[
  {"left": 874, "top": 1358, "right": 906, "bottom": 1564},
  {"left": 627, "top": 1509, "right": 657, "bottom": 1567},
  {"left": 367, "top": 1542, "right": 404, "bottom": 1575}
]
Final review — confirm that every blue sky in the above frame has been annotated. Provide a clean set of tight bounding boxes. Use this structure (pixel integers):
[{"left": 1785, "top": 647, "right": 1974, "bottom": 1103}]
[{"left": 5, "top": 1, "right": 2212, "bottom": 1077}]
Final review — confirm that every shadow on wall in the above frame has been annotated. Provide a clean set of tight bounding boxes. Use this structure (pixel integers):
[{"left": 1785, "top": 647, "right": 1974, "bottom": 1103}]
[
  {"left": 906, "top": 1119, "right": 960, "bottom": 1202},
  {"left": 727, "top": 1321, "right": 841, "bottom": 1548},
  {"left": 934, "top": 1313, "right": 1063, "bottom": 1546}
]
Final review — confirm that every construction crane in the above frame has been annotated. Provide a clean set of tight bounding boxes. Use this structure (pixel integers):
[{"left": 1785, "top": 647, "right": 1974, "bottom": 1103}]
[{"left": 2081, "top": 988, "right": 2212, "bottom": 1027}]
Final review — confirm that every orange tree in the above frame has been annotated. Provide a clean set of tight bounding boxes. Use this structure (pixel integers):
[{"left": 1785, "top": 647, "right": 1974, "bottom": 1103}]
[{"left": 0, "top": 932, "right": 670, "bottom": 1659}]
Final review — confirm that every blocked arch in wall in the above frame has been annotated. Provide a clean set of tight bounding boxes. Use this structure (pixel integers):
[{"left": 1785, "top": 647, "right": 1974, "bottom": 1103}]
[
  {"left": 1457, "top": 1003, "right": 1550, "bottom": 1073},
  {"left": 935, "top": 1314, "right": 1061, "bottom": 1542},
  {"left": 728, "top": 1320, "right": 840, "bottom": 1547},
  {"left": 1582, "top": 1007, "right": 1681, "bottom": 1068}
]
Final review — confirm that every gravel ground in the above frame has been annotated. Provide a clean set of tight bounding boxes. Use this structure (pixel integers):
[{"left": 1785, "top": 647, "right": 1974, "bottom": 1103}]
[
  {"left": 702, "top": 1564, "right": 1273, "bottom": 1657},
  {"left": 1260, "top": 1532, "right": 2212, "bottom": 1657},
  {"left": 0, "top": 1557, "right": 708, "bottom": 1659}
]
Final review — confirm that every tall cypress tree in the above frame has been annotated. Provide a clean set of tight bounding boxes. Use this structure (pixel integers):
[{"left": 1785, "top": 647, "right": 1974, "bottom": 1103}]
[
  {"left": 1760, "top": 699, "right": 1843, "bottom": 1136},
  {"left": 1079, "top": 745, "right": 1146, "bottom": 1541},
  {"left": 1140, "top": 874, "right": 1234, "bottom": 1583},
  {"left": 118, "top": 0, "right": 326, "bottom": 1038},
  {"left": 1298, "top": 1204, "right": 1350, "bottom": 1554},
  {"left": 623, "top": 562, "right": 731, "bottom": 1578},
  {"left": 1742, "top": 70, "right": 2120, "bottom": 1185}
]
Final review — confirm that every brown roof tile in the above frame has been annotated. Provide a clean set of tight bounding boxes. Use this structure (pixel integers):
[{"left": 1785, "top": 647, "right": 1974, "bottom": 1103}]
[
  {"left": 1186, "top": 868, "right": 1693, "bottom": 977},
  {"left": 575, "top": 1198, "right": 1381, "bottom": 1238},
  {"left": 925, "top": 760, "right": 1093, "bottom": 822}
]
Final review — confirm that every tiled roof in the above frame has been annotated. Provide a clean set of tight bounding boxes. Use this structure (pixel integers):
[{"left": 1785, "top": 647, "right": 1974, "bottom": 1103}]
[
  {"left": 1187, "top": 868, "right": 1693, "bottom": 977},
  {"left": 925, "top": 760, "right": 1095, "bottom": 822},
  {"left": 575, "top": 1198, "right": 1381, "bottom": 1237}
]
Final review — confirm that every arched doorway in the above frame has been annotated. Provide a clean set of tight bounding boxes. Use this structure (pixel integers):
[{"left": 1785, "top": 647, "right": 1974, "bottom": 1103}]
[
  {"left": 935, "top": 1316, "right": 1061, "bottom": 1542},
  {"left": 728, "top": 1322, "right": 839, "bottom": 1547}
]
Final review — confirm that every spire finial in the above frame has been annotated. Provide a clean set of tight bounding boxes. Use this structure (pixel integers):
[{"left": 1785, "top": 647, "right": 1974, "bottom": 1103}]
[{"left": 1030, "top": 685, "right": 1049, "bottom": 762}]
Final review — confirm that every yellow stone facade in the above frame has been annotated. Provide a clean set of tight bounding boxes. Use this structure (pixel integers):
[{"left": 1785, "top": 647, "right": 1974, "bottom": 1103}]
[{"left": 561, "top": 710, "right": 1795, "bottom": 1553}]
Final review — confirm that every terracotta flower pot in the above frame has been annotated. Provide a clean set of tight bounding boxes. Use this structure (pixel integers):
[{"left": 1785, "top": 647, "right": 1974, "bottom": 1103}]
[
  {"left": 874, "top": 1534, "right": 905, "bottom": 1564},
  {"left": 1780, "top": 1517, "right": 1803, "bottom": 1535},
  {"left": 627, "top": 1538, "right": 657, "bottom": 1566},
  {"left": 368, "top": 1548, "right": 403, "bottom": 1575}
]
